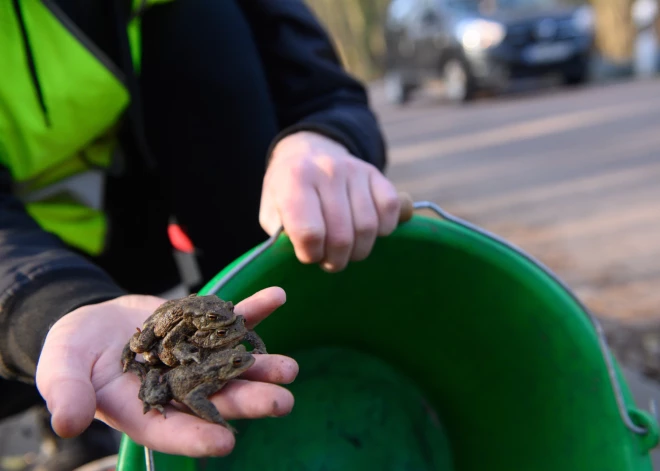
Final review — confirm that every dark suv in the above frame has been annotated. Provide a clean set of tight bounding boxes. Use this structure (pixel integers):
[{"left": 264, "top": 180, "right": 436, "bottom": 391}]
[{"left": 383, "top": 0, "right": 594, "bottom": 103}]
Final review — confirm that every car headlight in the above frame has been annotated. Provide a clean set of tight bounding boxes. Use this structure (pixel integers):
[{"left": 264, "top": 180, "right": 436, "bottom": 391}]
[
  {"left": 572, "top": 6, "right": 594, "bottom": 33},
  {"left": 456, "top": 19, "right": 506, "bottom": 50}
]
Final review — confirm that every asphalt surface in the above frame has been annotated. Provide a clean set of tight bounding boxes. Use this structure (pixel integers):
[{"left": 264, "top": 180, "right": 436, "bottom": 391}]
[
  {"left": 2, "top": 76, "right": 660, "bottom": 469},
  {"left": 372, "top": 77, "right": 660, "bottom": 324}
]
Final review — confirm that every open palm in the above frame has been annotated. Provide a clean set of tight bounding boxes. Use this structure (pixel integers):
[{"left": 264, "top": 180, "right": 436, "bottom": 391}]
[{"left": 36, "top": 287, "right": 298, "bottom": 457}]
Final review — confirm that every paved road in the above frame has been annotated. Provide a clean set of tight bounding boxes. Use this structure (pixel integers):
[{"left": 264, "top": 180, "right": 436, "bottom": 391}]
[
  {"left": 2, "top": 77, "right": 660, "bottom": 469},
  {"left": 371, "top": 77, "right": 660, "bottom": 325}
]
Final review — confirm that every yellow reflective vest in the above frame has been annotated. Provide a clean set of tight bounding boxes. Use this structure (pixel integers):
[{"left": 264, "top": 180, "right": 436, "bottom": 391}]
[{"left": 0, "top": 0, "right": 173, "bottom": 255}]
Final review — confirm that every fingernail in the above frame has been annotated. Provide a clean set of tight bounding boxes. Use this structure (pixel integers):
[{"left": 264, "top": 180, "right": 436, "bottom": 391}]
[
  {"left": 271, "top": 408, "right": 293, "bottom": 418},
  {"left": 320, "top": 262, "right": 338, "bottom": 273}
]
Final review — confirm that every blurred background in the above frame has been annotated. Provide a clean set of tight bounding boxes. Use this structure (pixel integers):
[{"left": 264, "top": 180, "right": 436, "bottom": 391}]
[
  {"left": 305, "top": 0, "right": 658, "bottom": 84},
  {"left": 2, "top": 0, "right": 659, "bottom": 469},
  {"left": 304, "top": 0, "right": 659, "bottom": 333}
]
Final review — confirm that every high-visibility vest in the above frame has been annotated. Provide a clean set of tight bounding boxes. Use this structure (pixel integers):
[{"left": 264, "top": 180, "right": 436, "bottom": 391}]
[{"left": 0, "top": 0, "right": 173, "bottom": 255}]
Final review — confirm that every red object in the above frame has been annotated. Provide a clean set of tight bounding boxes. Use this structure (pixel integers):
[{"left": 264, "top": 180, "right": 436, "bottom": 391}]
[{"left": 168, "top": 223, "right": 195, "bottom": 254}]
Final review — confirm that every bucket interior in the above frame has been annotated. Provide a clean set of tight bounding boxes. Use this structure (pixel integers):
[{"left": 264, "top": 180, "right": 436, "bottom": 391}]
[{"left": 118, "top": 214, "right": 656, "bottom": 471}]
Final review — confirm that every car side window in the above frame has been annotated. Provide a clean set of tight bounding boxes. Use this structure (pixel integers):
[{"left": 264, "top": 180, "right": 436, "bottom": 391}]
[{"left": 388, "top": 0, "right": 420, "bottom": 23}]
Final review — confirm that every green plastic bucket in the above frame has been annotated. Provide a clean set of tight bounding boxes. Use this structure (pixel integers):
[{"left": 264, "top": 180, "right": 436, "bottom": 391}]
[{"left": 116, "top": 199, "right": 659, "bottom": 471}]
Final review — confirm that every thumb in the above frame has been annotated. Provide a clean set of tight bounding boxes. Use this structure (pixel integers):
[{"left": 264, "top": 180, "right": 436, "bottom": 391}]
[
  {"left": 259, "top": 184, "right": 283, "bottom": 237},
  {"left": 36, "top": 328, "right": 97, "bottom": 438}
]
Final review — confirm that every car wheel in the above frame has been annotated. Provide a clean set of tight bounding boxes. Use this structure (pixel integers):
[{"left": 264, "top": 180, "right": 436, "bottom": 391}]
[
  {"left": 442, "top": 58, "right": 475, "bottom": 104},
  {"left": 384, "top": 72, "right": 414, "bottom": 105},
  {"left": 562, "top": 63, "right": 590, "bottom": 87}
]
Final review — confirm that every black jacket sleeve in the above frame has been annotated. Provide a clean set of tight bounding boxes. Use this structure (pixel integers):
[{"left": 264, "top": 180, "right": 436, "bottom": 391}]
[
  {"left": 0, "top": 166, "right": 127, "bottom": 384},
  {"left": 236, "top": 0, "right": 388, "bottom": 172}
]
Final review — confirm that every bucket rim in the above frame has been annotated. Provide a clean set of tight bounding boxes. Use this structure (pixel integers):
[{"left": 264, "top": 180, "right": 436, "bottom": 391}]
[{"left": 202, "top": 199, "right": 656, "bottom": 440}]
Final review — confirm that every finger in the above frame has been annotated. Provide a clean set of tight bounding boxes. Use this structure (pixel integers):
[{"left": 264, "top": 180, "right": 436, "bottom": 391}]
[
  {"left": 318, "top": 183, "right": 354, "bottom": 272},
  {"left": 348, "top": 174, "right": 379, "bottom": 261},
  {"left": 131, "top": 408, "right": 237, "bottom": 458},
  {"left": 234, "top": 286, "right": 286, "bottom": 329},
  {"left": 277, "top": 170, "right": 326, "bottom": 264},
  {"left": 370, "top": 172, "right": 401, "bottom": 236},
  {"left": 96, "top": 377, "right": 294, "bottom": 456},
  {"left": 239, "top": 354, "right": 299, "bottom": 384},
  {"left": 208, "top": 379, "right": 295, "bottom": 419},
  {"left": 96, "top": 376, "right": 236, "bottom": 457},
  {"left": 36, "top": 336, "right": 97, "bottom": 438},
  {"left": 259, "top": 176, "right": 281, "bottom": 236}
]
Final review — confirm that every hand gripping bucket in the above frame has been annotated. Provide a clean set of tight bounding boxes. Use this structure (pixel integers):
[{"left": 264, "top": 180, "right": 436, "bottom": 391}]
[{"left": 116, "top": 197, "right": 659, "bottom": 471}]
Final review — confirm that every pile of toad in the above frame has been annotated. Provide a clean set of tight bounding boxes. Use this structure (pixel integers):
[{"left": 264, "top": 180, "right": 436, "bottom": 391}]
[{"left": 120, "top": 293, "right": 267, "bottom": 434}]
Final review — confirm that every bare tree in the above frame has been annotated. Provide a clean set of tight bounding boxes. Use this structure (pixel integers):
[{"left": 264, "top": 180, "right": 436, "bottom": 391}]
[
  {"left": 305, "top": 0, "right": 389, "bottom": 80},
  {"left": 591, "top": 0, "right": 637, "bottom": 66}
]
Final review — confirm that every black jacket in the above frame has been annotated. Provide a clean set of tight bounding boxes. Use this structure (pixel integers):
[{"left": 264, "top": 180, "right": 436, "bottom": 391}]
[{"left": 0, "top": 0, "right": 387, "bottom": 384}]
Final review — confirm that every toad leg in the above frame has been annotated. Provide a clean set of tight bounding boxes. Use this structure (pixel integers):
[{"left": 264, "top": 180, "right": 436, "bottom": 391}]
[
  {"left": 139, "top": 369, "right": 170, "bottom": 417},
  {"left": 244, "top": 331, "right": 267, "bottom": 354},
  {"left": 171, "top": 341, "right": 202, "bottom": 365},
  {"left": 143, "top": 346, "right": 167, "bottom": 367},
  {"left": 129, "top": 328, "right": 157, "bottom": 353},
  {"left": 181, "top": 382, "right": 236, "bottom": 433},
  {"left": 121, "top": 342, "right": 147, "bottom": 380},
  {"left": 161, "top": 323, "right": 195, "bottom": 351},
  {"left": 159, "top": 341, "right": 201, "bottom": 366}
]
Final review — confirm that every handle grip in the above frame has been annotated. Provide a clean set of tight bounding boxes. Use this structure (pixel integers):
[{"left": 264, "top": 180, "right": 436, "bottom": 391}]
[{"left": 398, "top": 192, "right": 415, "bottom": 224}]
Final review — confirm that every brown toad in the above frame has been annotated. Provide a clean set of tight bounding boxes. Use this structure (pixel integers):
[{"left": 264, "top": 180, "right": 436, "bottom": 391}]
[
  {"left": 138, "top": 345, "right": 255, "bottom": 434},
  {"left": 121, "top": 313, "right": 267, "bottom": 377},
  {"left": 185, "top": 315, "right": 267, "bottom": 356},
  {"left": 121, "top": 294, "right": 238, "bottom": 371}
]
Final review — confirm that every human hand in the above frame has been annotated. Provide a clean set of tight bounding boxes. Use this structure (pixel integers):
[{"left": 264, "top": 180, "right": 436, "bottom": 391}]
[
  {"left": 260, "top": 131, "right": 401, "bottom": 272},
  {"left": 35, "top": 287, "right": 297, "bottom": 457}
]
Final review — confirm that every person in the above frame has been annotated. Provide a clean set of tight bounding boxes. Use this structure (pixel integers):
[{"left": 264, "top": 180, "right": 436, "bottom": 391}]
[{"left": 0, "top": 0, "right": 401, "bottom": 469}]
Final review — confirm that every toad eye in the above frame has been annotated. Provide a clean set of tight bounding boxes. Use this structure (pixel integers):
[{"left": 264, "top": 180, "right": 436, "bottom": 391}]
[
  {"left": 217, "top": 329, "right": 228, "bottom": 337},
  {"left": 232, "top": 357, "right": 243, "bottom": 366},
  {"left": 207, "top": 313, "right": 218, "bottom": 320}
]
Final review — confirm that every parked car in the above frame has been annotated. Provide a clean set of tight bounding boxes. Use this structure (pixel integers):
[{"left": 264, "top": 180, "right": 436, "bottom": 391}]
[{"left": 383, "top": 0, "right": 595, "bottom": 104}]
